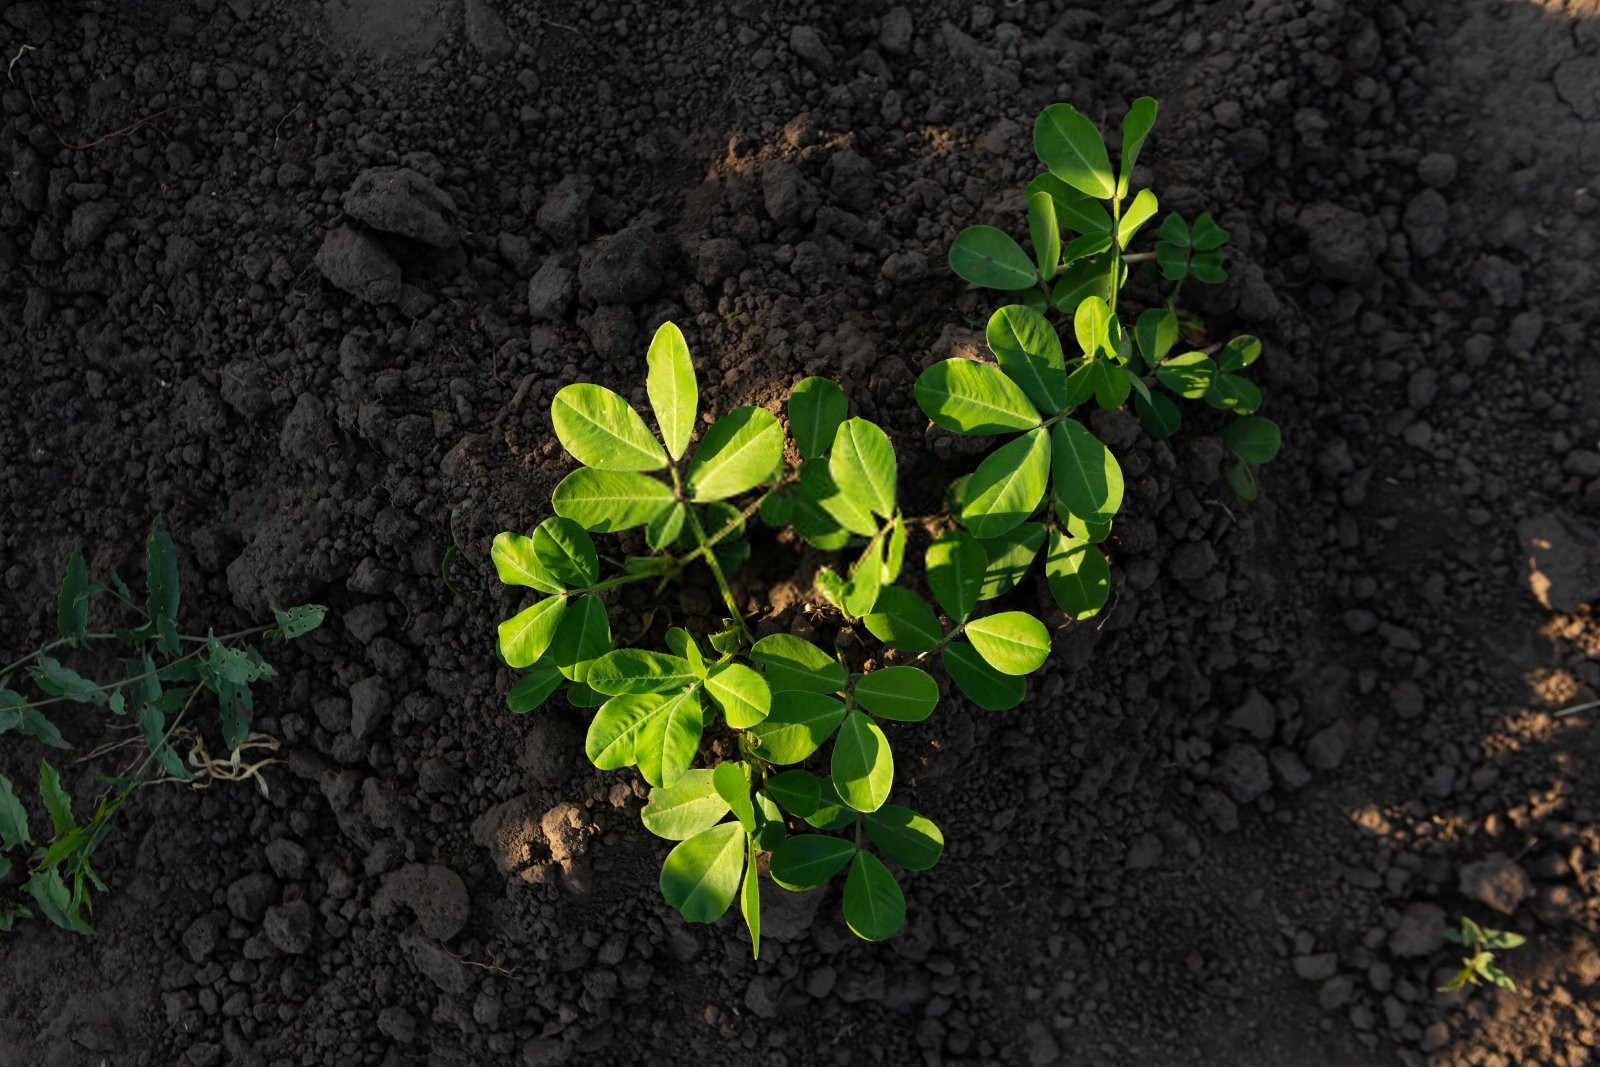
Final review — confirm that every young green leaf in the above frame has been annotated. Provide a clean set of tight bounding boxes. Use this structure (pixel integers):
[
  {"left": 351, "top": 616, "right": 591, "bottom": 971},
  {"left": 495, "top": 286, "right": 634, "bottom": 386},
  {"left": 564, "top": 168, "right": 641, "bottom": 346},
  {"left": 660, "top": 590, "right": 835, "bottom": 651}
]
[
  {"left": 646, "top": 321, "right": 697, "bottom": 461},
  {"left": 665, "top": 627, "right": 706, "bottom": 674},
  {"left": 146, "top": 519, "right": 180, "bottom": 655},
  {"left": 1073, "top": 295, "right": 1111, "bottom": 358},
  {"left": 531, "top": 517, "right": 599, "bottom": 590},
  {"left": 1050, "top": 257, "right": 1117, "bottom": 316},
  {"left": 1223, "top": 416, "right": 1282, "bottom": 464},
  {"left": 586, "top": 649, "right": 698, "bottom": 695},
  {"left": 842, "top": 537, "right": 885, "bottom": 619},
  {"left": 1206, "top": 374, "right": 1262, "bottom": 414},
  {"left": 640, "top": 768, "right": 729, "bottom": 840},
  {"left": 705, "top": 661, "right": 771, "bottom": 728},
  {"left": 842, "top": 852, "right": 905, "bottom": 941},
  {"left": 635, "top": 688, "right": 704, "bottom": 789},
  {"left": 1190, "top": 212, "right": 1229, "bottom": 250},
  {"left": 1026, "top": 190, "right": 1061, "bottom": 281},
  {"left": 1045, "top": 531, "right": 1110, "bottom": 620},
  {"left": 549, "top": 594, "right": 610, "bottom": 680},
  {"left": 763, "top": 769, "right": 823, "bottom": 818},
  {"left": 959, "top": 426, "right": 1051, "bottom": 540},
  {"left": 987, "top": 305, "right": 1067, "bottom": 414},
  {"left": 1134, "top": 308, "right": 1179, "bottom": 370},
  {"left": 748, "top": 692, "right": 847, "bottom": 763},
  {"left": 788, "top": 377, "right": 849, "bottom": 460},
  {"left": 1155, "top": 351, "right": 1217, "bottom": 399},
  {"left": 491, "top": 532, "right": 560, "bottom": 594},
  {"left": 1118, "top": 96, "right": 1158, "bottom": 198},
  {"left": 713, "top": 761, "right": 756, "bottom": 833},
  {"left": 269, "top": 603, "right": 327, "bottom": 640},
  {"left": 948, "top": 226, "right": 1038, "bottom": 291},
  {"left": 942, "top": 640, "right": 1026, "bottom": 711},
  {"left": 498, "top": 596, "right": 568, "bottom": 669},
  {"left": 829, "top": 418, "right": 897, "bottom": 519},
  {"left": 686, "top": 406, "right": 783, "bottom": 501},
  {"left": 865, "top": 805, "right": 945, "bottom": 870},
  {"left": 1026, "top": 173, "right": 1112, "bottom": 234},
  {"left": 1034, "top": 103, "right": 1114, "bottom": 200},
  {"left": 1217, "top": 335, "right": 1262, "bottom": 372},
  {"left": 964, "top": 611, "right": 1051, "bottom": 675},
  {"left": 646, "top": 501, "right": 687, "bottom": 550},
  {"left": 853, "top": 666, "right": 938, "bottom": 723},
  {"left": 926, "top": 530, "right": 987, "bottom": 622},
  {"left": 659, "top": 822, "right": 744, "bottom": 923},
  {"left": 507, "top": 665, "right": 565, "bottom": 714},
  {"left": 770, "top": 834, "right": 856, "bottom": 891},
  {"left": 749, "top": 634, "right": 846, "bottom": 694},
  {"left": 57, "top": 546, "right": 89, "bottom": 644},
  {"left": 1050, "top": 419, "right": 1124, "bottom": 526},
  {"left": 587, "top": 693, "right": 662, "bottom": 769},
  {"left": 797, "top": 459, "right": 876, "bottom": 537},
  {"left": 0, "top": 773, "right": 31, "bottom": 852},
  {"left": 551, "top": 384, "right": 668, "bottom": 471},
  {"left": 740, "top": 835, "right": 761, "bottom": 959},
  {"left": 831, "top": 711, "right": 893, "bottom": 813},
  {"left": 39, "top": 760, "right": 73, "bottom": 836},
  {"left": 862, "top": 586, "right": 943, "bottom": 653},
  {"left": 977, "top": 523, "right": 1047, "bottom": 600},
  {"left": 552, "top": 468, "right": 675, "bottom": 531},
  {"left": 1225, "top": 460, "right": 1259, "bottom": 502},
  {"left": 883, "top": 515, "right": 907, "bottom": 584},
  {"left": 1060, "top": 230, "right": 1113, "bottom": 266},
  {"left": 1117, "top": 188, "right": 1159, "bottom": 248},
  {"left": 1134, "top": 391, "right": 1181, "bottom": 439},
  {"left": 914, "top": 359, "right": 1041, "bottom": 436}
]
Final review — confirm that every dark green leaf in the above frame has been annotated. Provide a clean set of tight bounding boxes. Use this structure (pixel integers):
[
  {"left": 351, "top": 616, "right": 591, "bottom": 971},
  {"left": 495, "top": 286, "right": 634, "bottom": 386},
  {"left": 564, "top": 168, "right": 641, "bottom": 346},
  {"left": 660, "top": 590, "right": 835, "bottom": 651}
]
[
  {"left": 0, "top": 773, "right": 30, "bottom": 851},
  {"left": 1025, "top": 173, "right": 1112, "bottom": 234},
  {"left": 1060, "top": 230, "right": 1112, "bottom": 265},
  {"left": 1155, "top": 212, "right": 1189, "bottom": 249},
  {"left": 1134, "top": 308, "right": 1179, "bottom": 370},
  {"left": 687, "top": 406, "right": 784, "bottom": 501},
  {"left": 831, "top": 711, "right": 893, "bottom": 813},
  {"left": 549, "top": 594, "right": 611, "bottom": 681},
  {"left": 914, "top": 359, "right": 1041, "bottom": 436},
  {"left": 1045, "top": 531, "right": 1110, "bottom": 620},
  {"left": 1190, "top": 212, "right": 1229, "bottom": 250},
  {"left": 1155, "top": 241, "right": 1189, "bottom": 281},
  {"left": 138, "top": 697, "right": 190, "bottom": 778},
  {"left": 943, "top": 640, "right": 1026, "bottom": 711},
  {"left": 26, "top": 867, "right": 92, "bottom": 934},
  {"left": 29, "top": 657, "right": 104, "bottom": 706},
  {"left": 146, "top": 520, "right": 181, "bottom": 655},
  {"left": 1134, "top": 390, "right": 1181, "bottom": 439},
  {"left": 552, "top": 469, "right": 675, "bottom": 532},
  {"left": 763, "top": 770, "right": 822, "bottom": 818},
  {"left": 269, "top": 603, "right": 326, "bottom": 640},
  {"left": 926, "top": 531, "right": 986, "bottom": 623},
  {"left": 645, "top": 320, "right": 697, "bottom": 461},
  {"left": 788, "top": 377, "right": 849, "bottom": 460},
  {"left": 748, "top": 692, "right": 846, "bottom": 764},
  {"left": 1026, "top": 190, "right": 1061, "bottom": 281},
  {"left": 770, "top": 834, "right": 856, "bottom": 891},
  {"left": 659, "top": 822, "right": 744, "bottom": 923},
  {"left": 959, "top": 426, "right": 1051, "bottom": 540},
  {"left": 977, "top": 523, "right": 1047, "bottom": 601},
  {"left": 57, "top": 546, "right": 89, "bottom": 643},
  {"left": 1225, "top": 460, "right": 1259, "bottom": 502},
  {"left": 948, "top": 226, "right": 1038, "bottom": 290},
  {"left": 640, "top": 768, "right": 729, "bottom": 840},
  {"left": 865, "top": 805, "right": 945, "bottom": 870},
  {"left": 749, "top": 635, "right": 846, "bottom": 694},
  {"left": 566, "top": 681, "right": 606, "bottom": 708},
  {"left": 215, "top": 675, "right": 252, "bottom": 751},
  {"left": 39, "top": 759, "right": 74, "bottom": 836},
  {"left": 1118, "top": 96, "right": 1158, "bottom": 198},
  {"left": 803, "top": 777, "right": 857, "bottom": 831},
  {"left": 853, "top": 666, "right": 938, "bottom": 723},
  {"left": 1050, "top": 256, "right": 1117, "bottom": 316},
  {"left": 1034, "top": 103, "right": 1114, "bottom": 199},
  {"left": 1222, "top": 416, "right": 1282, "bottom": 464},
  {"left": 862, "top": 587, "right": 942, "bottom": 653},
  {"left": 1206, "top": 374, "right": 1261, "bottom": 414},
  {"left": 550, "top": 383, "right": 668, "bottom": 471},
  {"left": 1216, "top": 335, "right": 1262, "bottom": 373},
  {"left": 646, "top": 501, "right": 687, "bottom": 551},
  {"left": 842, "top": 851, "right": 905, "bottom": 941},
  {"left": 1190, "top": 249, "right": 1227, "bottom": 283},
  {"left": 987, "top": 305, "right": 1067, "bottom": 414},
  {"left": 506, "top": 665, "right": 564, "bottom": 714}
]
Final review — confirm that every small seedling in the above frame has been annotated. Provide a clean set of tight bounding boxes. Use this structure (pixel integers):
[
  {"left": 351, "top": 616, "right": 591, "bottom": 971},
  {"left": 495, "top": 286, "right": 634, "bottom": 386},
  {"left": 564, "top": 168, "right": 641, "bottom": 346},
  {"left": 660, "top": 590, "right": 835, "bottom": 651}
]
[
  {"left": 493, "top": 323, "right": 1054, "bottom": 955},
  {"left": 926, "top": 97, "right": 1282, "bottom": 617},
  {"left": 0, "top": 520, "right": 325, "bottom": 935},
  {"left": 1439, "top": 915, "right": 1525, "bottom": 992}
]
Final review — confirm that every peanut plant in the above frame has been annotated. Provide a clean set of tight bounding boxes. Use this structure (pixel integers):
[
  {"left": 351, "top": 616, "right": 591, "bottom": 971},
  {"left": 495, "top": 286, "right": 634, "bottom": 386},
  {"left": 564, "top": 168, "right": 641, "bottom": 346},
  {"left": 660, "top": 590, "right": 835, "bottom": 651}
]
[
  {"left": 924, "top": 98, "right": 1282, "bottom": 620},
  {"left": 1440, "top": 915, "right": 1524, "bottom": 992},
  {"left": 493, "top": 324, "right": 1053, "bottom": 954},
  {"left": 0, "top": 521, "right": 325, "bottom": 934}
]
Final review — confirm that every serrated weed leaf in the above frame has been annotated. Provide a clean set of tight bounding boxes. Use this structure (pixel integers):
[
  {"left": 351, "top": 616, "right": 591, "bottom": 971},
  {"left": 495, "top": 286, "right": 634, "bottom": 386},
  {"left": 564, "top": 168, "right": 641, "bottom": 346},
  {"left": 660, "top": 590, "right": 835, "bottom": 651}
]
[
  {"left": 948, "top": 226, "right": 1038, "bottom": 290},
  {"left": 1045, "top": 531, "right": 1110, "bottom": 620},
  {"left": 843, "top": 852, "right": 905, "bottom": 941},
  {"left": 586, "top": 649, "right": 698, "bottom": 695},
  {"left": 862, "top": 587, "right": 942, "bottom": 653},
  {"left": 646, "top": 321, "right": 697, "bottom": 461},
  {"left": 748, "top": 692, "right": 846, "bottom": 764},
  {"left": 770, "top": 835, "right": 856, "bottom": 891},
  {"left": 926, "top": 531, "right": 986, "bottom": 623},
  {"left": 687, "top": 406, "right": 783, "bottom": 501},
  {"left": 749, "top": 634, "right": 846, "bottom": 695},
  {"left": 853, "top": 666, "right": 938, "bottom": 723},
  {"left": 987, "top": 305, "right": 1067, "bottom": 414},
  {"left": 497, "top": 597, "right": 567, "bottom": 669},
  {"left": 640, "top": 768, "right": 729, "bottom": 840},
  {"left": 1034, "top": 103, "right": 1114, "bottom": 199},
  {"left": 39, "top": 759, "right": 73, "bottom": 836},
  {"left": 976, "top": 523, "right": 1047, "bottom": 601},
  {"left": 914, "top": 359, "right": 1041, "bottom": 436},
  {"left": 57, "top": 546, "right": 89, "bottom": 643},
  {"left": 865, "top": 805, "right": 945, "bottom": 871},
  {"left": 959, "top": 426, "right": 1051, "bottom": 540},
  {"left": 705, "top": 661, "right": 771, "bottom": 728},
  {"left": 829, "top": 418, "right": 897, "bottom": 519},
  {"left": 146, "top": 520, "right": 180, "bottom": 655},
  {"left": 964, "top": 611, "right": 1051, "bottom": 676},
  {"left": 1026, "top": 190, "right": 1061, "bottom": 281},
  {"left": 788, "top": 377, "right": 848, "bottom": 460},
  {"left": 831, "top": 711, "right": 893, "bottom": 813},
  {"left": 551, "top": 383, "right": 668, "bottom": 471},
  {"left": 552, "top": 469, "right": 675, "bottom": 532},
  {"left": 943, "top": 640, "right": 1026, "bottom": 711},
  {"left": 1050, "top": 419, "right": 1124, "bottom": 526},
  {"left": 660, "top": 822, "right": 744, "bottom": 923},
  {"left": 269, "top": 603, "right": 327, "bottom": 640}
]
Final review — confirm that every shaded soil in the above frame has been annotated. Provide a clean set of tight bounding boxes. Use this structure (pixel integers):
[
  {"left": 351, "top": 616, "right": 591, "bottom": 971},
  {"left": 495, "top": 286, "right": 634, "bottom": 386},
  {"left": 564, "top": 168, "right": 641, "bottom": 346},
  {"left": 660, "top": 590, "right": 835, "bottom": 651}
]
[{"left": 3, "top": 1, "right": 1600, "bottom": 1065}]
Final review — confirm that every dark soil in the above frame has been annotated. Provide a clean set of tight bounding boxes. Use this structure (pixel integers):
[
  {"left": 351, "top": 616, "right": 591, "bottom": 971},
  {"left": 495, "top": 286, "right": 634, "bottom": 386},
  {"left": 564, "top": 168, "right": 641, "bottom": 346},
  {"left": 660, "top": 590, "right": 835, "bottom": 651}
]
[{"left": 4, "top": 1, "right": 1600, "bottom": 1065}]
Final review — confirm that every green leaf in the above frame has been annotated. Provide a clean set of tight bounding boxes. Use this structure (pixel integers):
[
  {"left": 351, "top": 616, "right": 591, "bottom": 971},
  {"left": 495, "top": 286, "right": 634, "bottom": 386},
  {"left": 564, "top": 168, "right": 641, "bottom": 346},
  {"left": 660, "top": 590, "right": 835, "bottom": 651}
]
[
  {"left": 491, "top": 531, "right": 563, "bottom": 593},
  {"left": 831, "top": 710, "right": 894, "bottom": 812},
  {"left": 926, "top": 530, "right": 986, "bottom": 623},
  {"left": 687, "top": 406, "right": 783, "bottom": 501},
  {"left": 1050, "top": 419, "right": 1124, "bottom": 526},
  {"left": 803, "top": 777, "right": 857, "bottom": 831},
  {"left": 1034, "top": 103, "right": 1114, "bottom": 199},
  {"left": 977, "top": 523, "right": 1047, "bottom": 601},
  {"left": 640, "top": 768, "right": 729, "bottom": 840},
  {"left": 586, "top": 693, "right": 661, "bottom": 769},
  {"left": 853, "top": 666, "right": 938, "bottom": 723},
  {"left": 959, "top": 426, "right": 1051, "bottom": 540},
  {"left": 770, "top": 834, "right": 856, "bottom": 891},
  {"left": 1155, "top": 241, "right": 1189, "bottom": 281},
  {"left": 586, "top": 649, "right": 697, "bottom": 695},
  {"left": 645, "top": 321, "right": 698, "bottom": 460},
  {"left": 749, "top": 634, "right": 846, "bottom": 694},
  {"left": 57, "top": 546, "right": 89, "bottom": 644},
  {"left": 862, "top": 586, "right": 942, "bottom": 653},
  {"left": 1155, "top": 212, "right": 1189, "bottom": 248},
  {"left": 136, "top": 696, "right": 190, "bottom": 778},
  {"left": 646, "top": 501, "right": 686, "bottom": 551},
  {"left": 948, "top": 226, "right": 1038, "bottom": 290},
  {"left": 1132, "top": 391, "right": 1180, "bottom": 445},
  {"left": 659, "top": 822, "right": 744, "bottom": 923},
  {"left": 551, "top": 468, "right": 675, "bottom": 532},
  {"left": 842, "top": 852, "right": 905, "bottom": 941},
  {"left": 813, "top": 566, "right": 848, "bottom": 615},
  {"left": 1134, "top": 308, "right": 1179, "bottom": 370},
  {"left": 1026, "top": 173, "right": 1112, "bottom": 234},
  {"left": 1190, "top": 249, "right": 1227, "bottom": 283},
  {"left": 883, "top": 515, "right": 907, "bottom": 584},
  {"left": 1060, "top": 230, "right": 1113, "bottom": 265},
  {"left": 829, "top": 418, "right": 897, "bottom": 519},
  {"left": 566, "top": 681, "right": 606, "bottom": 708},
  {"left": 1073, "top": 295, "right": 1111, "bottom": 358},
  {"left": 705, "top": 662, "right": 771, "bottom": 728},
  {"left": 1206, "top": 374, "right": 1262, "bottom": 414},
  {"left": 1223, "top": 416, "right": 1282, "bottom": 464},
  {"left": 748, "top": 692, "right": 846, "bottom": 764},
  {"left": 0, "top": 774, "right": 31, "bottom": 851},
  {"left": 764, "top": 770, "right": 822, "bottom": 817},
  {"left": 1190, "top": 212, "right": 1229, "bottom": 250},
  {"left": 740, "top": 835, "right": 761, "bottom": 959},
  {"left": 665, "top": 628, "right": 704, "bottom": 671},
  {"left": 549, "top": 594, "right": 610, "bottom": 681},
  {"left": 1026, "top": 190, "right": 1061, "bottom": 281},
  {"left": 269, "top": 603, "right": 326, "bottom": 640},
  {"left": 1117, "top": 188, "right": 1159, "bottom": 248},
  {"left": 207, "top": 637, "right": 272, "bottom": 686},
  {"left": 497, "top": 596, "right": 568, "bottom": 669},
  {"left": 532, "top": 517, "right": 600, "bottom": 589},
  {"left": 39, "top": 760, "right": 73, "bottom": 836},
  {"left": 1050, "top": 257, "right": 1116, "bottom": 315},
  {"left": 1217, "top": 335, "right": 1262, "bottom": 372},
  {"left": 215, "top": 675, "right": 253, "bottom": 751},
  {"left": 987, "top": 305, "right": 1067, "bottom": 414},
  {"left": 28, "top": 657, "right": 104, "bottom": 706},
  {"left": 788, "top": 377, "right": 848, "bottom": 460},
  {"left": 964, "top": 611, "right": 1051, "bottom": 675},
  {"left": 1225, "top": 460, "right": 1259, "bottom": 502},
  {"left": 1118, "top": 96, "right": 1158, "bottom": 198},
  {"left": 635, "top": 688, "right": 704, "bottom": 789},
  {"left": 146, "top": 520, "right": 180, "bottom": 656},
  {"left": 550, "top": 383, "right": 668, "bottom": 471},
  {"left": 914, "top": 359, "right": 1042, "bottom": 436},
  {"left": 1156, "top": 351, "right": 1217, "bottom": 399},
  {"left": 713, "top": 762, "right": 756, "bottom": 833},
  {"left": 26, "top": 867, "right": 91, "bottom": 935},
  {"left": 842, "top": 537, "right": 885, "bottom": 620},
  {"left": 507, "top": 666, "right": 565, "bottom": 714},
  {"left": 1045, "top": 531, "right": 1110, "bottom": 620},
  {"left": 943, "top": 640, "right": 1026, "bottom": 711},
  {"left": 797, "top": 460, "right": 876, "bottom": 538},
  {"left": 865, "top": 805, "right": 945, "bottom": 870}
]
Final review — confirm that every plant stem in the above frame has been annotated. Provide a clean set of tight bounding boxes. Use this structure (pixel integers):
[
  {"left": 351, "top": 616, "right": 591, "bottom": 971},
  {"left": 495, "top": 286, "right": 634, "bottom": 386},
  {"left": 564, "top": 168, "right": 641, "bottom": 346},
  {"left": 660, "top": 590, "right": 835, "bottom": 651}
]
[
  {"left": 1122, "top": 251, "right": 1156, "bottom": 264},
  {"left": 670, "top": 466, "right": 753, "bottom": 642},
  {"left": 914, "top": 621, "right": 968, "bottom": 663}
]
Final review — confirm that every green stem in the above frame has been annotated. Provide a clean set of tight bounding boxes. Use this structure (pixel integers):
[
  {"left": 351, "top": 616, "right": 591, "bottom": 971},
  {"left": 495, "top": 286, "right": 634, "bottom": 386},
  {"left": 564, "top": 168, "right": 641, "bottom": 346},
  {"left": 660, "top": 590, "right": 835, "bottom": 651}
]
[
  {"left": 4, "top": 627, "right": 268, "bottom": 715},
  {"left": 671, "top": 468, "right": 753, "bottom": 642},
  {"left": 914, "top": 621, "right": 968, "bottom": 663}
]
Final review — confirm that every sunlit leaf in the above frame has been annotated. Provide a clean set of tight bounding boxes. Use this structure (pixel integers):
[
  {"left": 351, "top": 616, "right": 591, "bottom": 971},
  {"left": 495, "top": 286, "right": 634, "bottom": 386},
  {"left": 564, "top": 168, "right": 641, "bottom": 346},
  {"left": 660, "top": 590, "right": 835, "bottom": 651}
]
[
  {"left": 659, "top": 822, "right": 744, "bottom": 922},
  {"left": 914, "top": 359, "right": 1040, "bottom": 436},
  {"left": 552, "top": 469, "right": 675, "bottom": 532},
  {"left": 842, "top": 852, "right": 905, "bottom": 941},
  {"left": 1050, "top": 419, "right": 1123, "bottom": 526},
  {"left": 497, "top": 596, "right": 568, "bottom": 669},
  {"left": 635, "top": 688, "right": 704, "bottom": 788},
  {"left": 862, "top": 586, "right": 942, "bottom": 653},
  {"left": 788, "top": 377, "right": 848, "bottom": 460},
  {"left": 646, "top": 321, "right": 697, "bottom": 460},
  {"left": 748, "top": 692, "right": 846, "bottom": 764},
  {"left": 705, "top": 662, "right": 771, "bottom": 728},
  {"left": 551, "top": 383, "right": 668, "bottom": 471},
  {"left": 1034, "top": 103, "right": 1114, "bottom": 199},
  {"left": 853, "top": 666, "right": 938, "bottom": 723},
  {"left": 926, "top": 530, "right": 986, "bottom": 623},
  {"left": 942, "top": 640, "right": 1026, "bottom": 711},
  {"left": 641, "top": 768, "right": 729, "bottom": 840},
  {"left": 749, "top": 634, "right": 846, "bottom": 694},
  {"left": 959, "top": 426, "right": 1051, "bottom": 540},
  {"left": 963, "top": 611, "right": 1051, "bottom": 675},
  {"left": 1026, "top": 190, "right": 1061, "bottom": 281},
  {"left": 829, "top": 418, "right": 897, "bottom": 519},
  {"left": 586, "top": 649, "right": 698, "bottom": 695},
  {"left": 1118, "top": 96, "right": 1158, "bottom": 198},
  {"left": 987, "top": 305, "right": 1067, "bottom": 414},
  {"left": 948, "top": 226, "right": 1038, "bottom": 290},
  {"left": 687, "top": 406, "right": 784, "bottom": 501}
]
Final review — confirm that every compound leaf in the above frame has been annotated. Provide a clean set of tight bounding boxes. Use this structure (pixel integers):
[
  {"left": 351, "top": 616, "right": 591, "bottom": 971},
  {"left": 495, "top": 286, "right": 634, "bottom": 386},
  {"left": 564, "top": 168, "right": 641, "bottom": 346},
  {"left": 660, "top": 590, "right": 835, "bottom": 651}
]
[
  {"left": 843, "top": 852, "right": 905, "bottom": 941},
  {"left": 987, "top": 305, "right": 1067, "bottom": 414},
  {"left": 641, "top": 768, "right": 729, "bottom": 840},
  {"left": 586, "top": 649, "right": 697, "bottom": 695},
  {"left": 1050, "top": 419, "right": 1123, "bottom": 526},
  {"left": 497, "top": 596, "right": 568, "bottom": 669},
  {"left": 1034, "top": 103, "right": 1114, "bottom": 200},
  {"left": 749, "top": 634, "right": 846, "bottom": 695},
  {"left": 748, "top": 692, "right": 846, "bottom": 764},
  {"left": 687, "top": 406, "right": 783, "bottom": 501},
  {"left": 853, "top": 666, "right": 938, "bottom": 723},
  {"left": 862, "top": 586, "right": 942, "bottom": 653},
  {"left": 770, "top": 834, "right": 855, "bottom": 891},
  {"left": 660, "top": 822, "right": 744, "bottom": 923},
  {"left": 1045, "top": 531, "right": 1110, "bottom": 620},
  {"left": 948, "top": 226, "right": 1037, "bottom": 290},
  {"left": 964, "top": 611, "right": 1051, "bottom": 676},
  {"left": 552, "top": 468, "right": 675, "bottom": 532},
  {"left": 959, "top": 426, "right": 1051, "bottom": 540},
  {"left": 865, "top": 805, "right": 945, "bottom": 871},
  {"left": 1223, "top": 416, "right": 1281, "bottom": 464},
  {"left": 926, "top": 530, "right": 987, "bottom": 623},
  {"left": 915, "top": 358, "right": 1040, "bottom": 436},
  {"left": 943, "top": 640, "right": 1026, "bottom": 711},
  {"left": 788, "top": 377, "right": 848, "bottom": 460},
  {"left": 646, "top": 321, "right": 697, "bottom": 461},
  {"left": 830, "top": 418, "right": 897, "bottom": 519},
  {"left": 831, "top": 711, "right": 893, "bottom": 813},
  {"left": 705, "top": 661, "right": 771, "bottom": 728}
]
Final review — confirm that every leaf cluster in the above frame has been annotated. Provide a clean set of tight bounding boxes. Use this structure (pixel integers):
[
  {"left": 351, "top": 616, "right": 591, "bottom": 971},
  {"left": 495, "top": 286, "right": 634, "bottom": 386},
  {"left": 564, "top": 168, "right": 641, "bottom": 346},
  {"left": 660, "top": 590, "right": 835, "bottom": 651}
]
[{"left": 1438, "top": 915, "right": 1525, "bottom": 992}]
